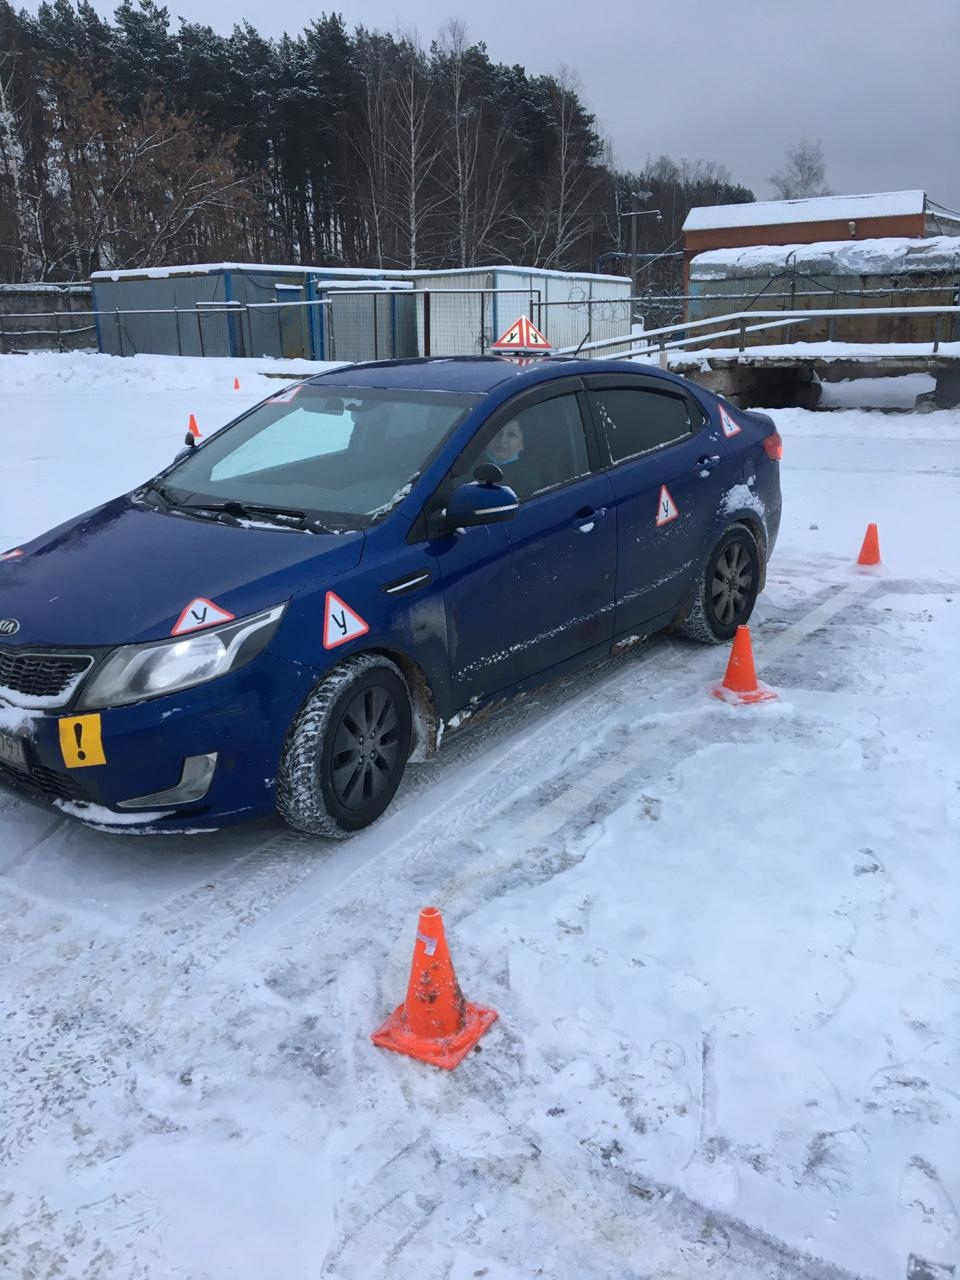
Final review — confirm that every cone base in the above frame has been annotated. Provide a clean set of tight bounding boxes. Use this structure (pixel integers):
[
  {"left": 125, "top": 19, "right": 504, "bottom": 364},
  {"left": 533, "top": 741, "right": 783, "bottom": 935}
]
[
  {"left": 712, "top": 683, "right": 778, "bottom": 705},
  {"left": 372, "top": 1001, "right": 498, "bottom": 1070}
]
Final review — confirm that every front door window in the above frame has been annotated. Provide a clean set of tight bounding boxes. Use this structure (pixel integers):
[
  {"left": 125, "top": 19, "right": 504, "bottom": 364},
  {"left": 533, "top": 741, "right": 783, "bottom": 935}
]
[{"left": 465, "top": 395, "right": 591, "bottom": 500}]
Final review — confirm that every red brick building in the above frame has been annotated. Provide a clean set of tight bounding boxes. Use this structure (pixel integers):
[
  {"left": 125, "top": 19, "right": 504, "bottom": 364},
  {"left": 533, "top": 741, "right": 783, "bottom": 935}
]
[{"left": 681, "top": 190, "right": 960, "bottom": 290}]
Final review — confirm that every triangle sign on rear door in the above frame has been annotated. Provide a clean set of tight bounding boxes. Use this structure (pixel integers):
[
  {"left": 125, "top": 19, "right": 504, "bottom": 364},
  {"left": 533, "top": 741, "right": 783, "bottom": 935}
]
[
  {"left": 656, "top": 485, "right": 679, "bottom": 527},
  {"left": 719, "top": 404, "right": 741, "bottom": 438},
  {"left": 323, "top": 591, "right": 369, "bottom": 649}
]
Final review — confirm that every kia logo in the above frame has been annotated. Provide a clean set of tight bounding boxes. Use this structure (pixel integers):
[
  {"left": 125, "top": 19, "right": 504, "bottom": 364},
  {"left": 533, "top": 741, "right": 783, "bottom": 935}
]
[{"left": 0, "top": 619, "right": 20, "bottom": 636}]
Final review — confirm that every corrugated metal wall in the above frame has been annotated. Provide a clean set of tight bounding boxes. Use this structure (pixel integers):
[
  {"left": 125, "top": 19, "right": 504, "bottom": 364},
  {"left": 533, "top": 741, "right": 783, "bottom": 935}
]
[
  {"left": 327, "top": 292, "right": 417, "bottom": 362},
  {"left": 91, "top": 266, "right": 632, "bottom": 360},
  {"left": 92, "top": 271, "right": 230, "bottom": 356}
]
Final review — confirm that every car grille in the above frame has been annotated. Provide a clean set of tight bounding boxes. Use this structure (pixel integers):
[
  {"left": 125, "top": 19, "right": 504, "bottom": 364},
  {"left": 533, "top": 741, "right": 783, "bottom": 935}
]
[
  {"left": 0, "top": 758, "right": 92, "bottom": 804},
  {"left": 0, "top": 646, "right": 94, "bottom": 704}
]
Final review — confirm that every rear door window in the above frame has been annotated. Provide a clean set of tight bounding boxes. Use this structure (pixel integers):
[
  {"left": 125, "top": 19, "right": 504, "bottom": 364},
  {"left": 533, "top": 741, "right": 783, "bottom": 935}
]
[{"left": 591, "top": 388, "right": 698, "bottom": 464}]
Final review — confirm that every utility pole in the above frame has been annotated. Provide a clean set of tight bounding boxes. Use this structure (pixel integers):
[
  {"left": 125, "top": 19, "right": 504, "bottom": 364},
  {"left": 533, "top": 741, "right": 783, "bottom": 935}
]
[{"left": 624, "top": 191, "right": 661, "bottom": 325}]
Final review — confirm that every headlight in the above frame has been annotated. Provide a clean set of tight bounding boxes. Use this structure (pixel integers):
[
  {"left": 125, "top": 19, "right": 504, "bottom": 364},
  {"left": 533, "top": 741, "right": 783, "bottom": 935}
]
[{"left": 78, "top": 604, "right": 286, "bottom": 710}]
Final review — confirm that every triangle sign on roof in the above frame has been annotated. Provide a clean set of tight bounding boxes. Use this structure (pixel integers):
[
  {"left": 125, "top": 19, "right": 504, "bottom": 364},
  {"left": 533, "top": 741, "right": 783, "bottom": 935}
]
[{"left": 491, "top": 315, "right": 552, "bottom": 351}]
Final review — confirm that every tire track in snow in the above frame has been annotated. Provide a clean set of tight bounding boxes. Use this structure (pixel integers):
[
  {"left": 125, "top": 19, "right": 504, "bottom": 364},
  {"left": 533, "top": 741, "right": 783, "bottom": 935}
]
[{"left": 213, "top": 575, "right": 892, "bottom": 966}]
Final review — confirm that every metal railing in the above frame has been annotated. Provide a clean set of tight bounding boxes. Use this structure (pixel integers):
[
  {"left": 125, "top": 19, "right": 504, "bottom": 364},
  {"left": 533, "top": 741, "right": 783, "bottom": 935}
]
[{"left": 555, "top": 305, "right": 960, "bottom": 363}]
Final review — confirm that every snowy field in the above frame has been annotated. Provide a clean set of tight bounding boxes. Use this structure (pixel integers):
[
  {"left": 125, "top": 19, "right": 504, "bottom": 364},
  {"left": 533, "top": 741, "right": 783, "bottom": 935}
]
[{"left": 1, "top": 352, "right": 959, "bottom": 1280}]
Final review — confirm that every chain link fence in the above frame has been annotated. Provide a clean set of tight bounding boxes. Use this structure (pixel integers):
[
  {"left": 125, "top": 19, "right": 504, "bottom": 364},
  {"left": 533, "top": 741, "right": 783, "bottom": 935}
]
[{"left": 0, "top": 286, "right": 638, "bottom": 360}]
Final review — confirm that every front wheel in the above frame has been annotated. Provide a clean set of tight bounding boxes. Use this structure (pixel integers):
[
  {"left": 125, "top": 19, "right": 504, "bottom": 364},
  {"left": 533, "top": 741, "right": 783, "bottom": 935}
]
[
  {"left": 674, "top": 524, "right": 762, "bottom": 644},
  {"left": 276, "top": 654, "right": 413, "bottom": 837}
]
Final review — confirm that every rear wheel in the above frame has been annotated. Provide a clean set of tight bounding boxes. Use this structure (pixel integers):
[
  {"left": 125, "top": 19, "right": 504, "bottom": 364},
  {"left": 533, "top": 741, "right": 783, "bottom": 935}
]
[
  {"left": 674, "top": 524, "right": 762, "bottom": 644},
  {"left": 276, "top": 654, "right": 413, "bottom": 837}
]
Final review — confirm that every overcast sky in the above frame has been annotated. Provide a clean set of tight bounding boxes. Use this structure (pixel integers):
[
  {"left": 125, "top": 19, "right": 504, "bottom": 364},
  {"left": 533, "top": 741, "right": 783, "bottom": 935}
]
[{"left": 44, "top": 0, "right": 960, "bottom": 209}]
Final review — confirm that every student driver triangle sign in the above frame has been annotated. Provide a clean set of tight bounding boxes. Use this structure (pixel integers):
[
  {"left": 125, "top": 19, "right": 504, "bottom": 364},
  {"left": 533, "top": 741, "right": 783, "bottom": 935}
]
[
  {"left": 171, "top": 597, "right": 236, "bottom": 635},
  {"left": 656, "top": 484, "right": 679, "bottom": 527},
  {"left": 323, "top": 591, "right": 369, "bottom": 649},
  {"left": 491, "top": 315, "right": 551, "bottom": 351},
  {"left": 719, "top": 404, "right": 742, "bottom": 438}
]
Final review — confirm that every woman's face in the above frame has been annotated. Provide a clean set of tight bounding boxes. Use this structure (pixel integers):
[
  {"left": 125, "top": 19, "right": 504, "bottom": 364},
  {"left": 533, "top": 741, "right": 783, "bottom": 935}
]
[{"left": 488, "top": 420, "right": 523, "bottom": 463}]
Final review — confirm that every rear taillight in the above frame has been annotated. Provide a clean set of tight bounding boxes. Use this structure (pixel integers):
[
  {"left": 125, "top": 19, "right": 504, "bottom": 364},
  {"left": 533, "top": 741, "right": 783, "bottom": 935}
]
[{"left": 762, "top": 431, "right": 783, "bottom": 461}]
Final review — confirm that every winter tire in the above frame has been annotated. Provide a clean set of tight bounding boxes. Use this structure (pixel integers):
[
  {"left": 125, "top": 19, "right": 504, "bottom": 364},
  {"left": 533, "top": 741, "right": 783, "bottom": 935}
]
[
  {"left": 276, "top": 654, "right": 413, "bottom": 837},
  {"left": 674, "top": 524, "right": 762, "bottom": 644}
]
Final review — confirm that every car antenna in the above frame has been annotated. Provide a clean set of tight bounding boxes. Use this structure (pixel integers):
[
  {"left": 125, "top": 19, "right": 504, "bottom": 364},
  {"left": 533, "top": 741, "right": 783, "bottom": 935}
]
[{"left": 572, "top": 327, "right": 592, "bottom": 358}]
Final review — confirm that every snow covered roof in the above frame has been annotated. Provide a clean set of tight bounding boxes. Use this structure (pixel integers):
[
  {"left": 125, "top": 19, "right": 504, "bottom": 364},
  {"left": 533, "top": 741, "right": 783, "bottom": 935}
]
[
  {"left": 683, "top": 190, "right": 926, "bottom": 233},
  {"left": 403, "top": 265, "right": 629, "bottom": 284},
  {"left": 90, "top": 262, "right": 628, "bottom": 286},
  {"left": 0, "top": 282, "right": 90, "bottom": 293},
  {"left": 90, "top": 263, "right": 401, "bottom": 281},
  {"left": 689, "top": 234, "right": 960, "bottom": 281}
]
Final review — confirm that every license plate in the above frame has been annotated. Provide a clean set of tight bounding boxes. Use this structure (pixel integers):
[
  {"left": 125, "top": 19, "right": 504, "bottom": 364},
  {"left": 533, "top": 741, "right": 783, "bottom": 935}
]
[{"left": 0, "top": 729, "right": 28, "bottom": 771}]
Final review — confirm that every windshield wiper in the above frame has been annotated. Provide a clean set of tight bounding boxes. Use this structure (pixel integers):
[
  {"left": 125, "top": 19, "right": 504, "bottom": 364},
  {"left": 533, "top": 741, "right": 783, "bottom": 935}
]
[
  {"left": 138, "top": 479, "right": 175, "bottom": 509},
  {"left": 178, "top": 499, "right": 333, "bottom": 533}
]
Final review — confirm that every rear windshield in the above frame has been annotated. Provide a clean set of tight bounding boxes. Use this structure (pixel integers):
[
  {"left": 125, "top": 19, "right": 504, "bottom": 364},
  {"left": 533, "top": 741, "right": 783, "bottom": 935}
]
[{"left": 163, "top": 384, "right": 480, "bottom": 528}]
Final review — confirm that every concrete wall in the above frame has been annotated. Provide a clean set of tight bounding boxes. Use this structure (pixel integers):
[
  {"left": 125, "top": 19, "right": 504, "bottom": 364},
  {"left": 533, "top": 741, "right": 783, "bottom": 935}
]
[
  {"left": 686, "top": 273, "right": 959, "bottom": 347},
  {"left": 0, "top": 285, "right": 94, "bottom": 352}
]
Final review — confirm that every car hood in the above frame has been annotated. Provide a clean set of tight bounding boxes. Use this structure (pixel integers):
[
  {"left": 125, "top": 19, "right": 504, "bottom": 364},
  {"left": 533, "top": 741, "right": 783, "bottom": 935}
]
[{"left": 0, "top": 496, "right": 365, "bottom": 647}]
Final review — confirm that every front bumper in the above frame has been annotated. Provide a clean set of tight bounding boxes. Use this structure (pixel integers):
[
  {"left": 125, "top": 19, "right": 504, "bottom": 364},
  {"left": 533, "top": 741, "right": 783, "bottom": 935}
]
[{"left": 0, "top": 650, "right": 317, "bottom": 832}]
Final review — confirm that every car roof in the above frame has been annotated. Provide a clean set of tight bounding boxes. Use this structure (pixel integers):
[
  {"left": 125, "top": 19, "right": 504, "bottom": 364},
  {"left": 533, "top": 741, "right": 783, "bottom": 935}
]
[{"left": 306, "top": 355, "right": 691, "bottom": 396}]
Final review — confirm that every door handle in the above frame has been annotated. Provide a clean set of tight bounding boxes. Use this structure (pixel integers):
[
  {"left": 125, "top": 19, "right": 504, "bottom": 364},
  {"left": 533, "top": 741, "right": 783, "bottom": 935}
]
[
  {"left": 573, "top": 507, "right": 606, "bottom": 533},
  {"left": 696, "top": 455, "right": 721, "bottom": 472}
]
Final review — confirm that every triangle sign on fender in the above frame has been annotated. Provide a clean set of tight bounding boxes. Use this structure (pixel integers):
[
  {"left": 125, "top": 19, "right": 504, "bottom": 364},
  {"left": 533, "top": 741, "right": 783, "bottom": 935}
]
[
  {"left": 323, "top": 591, "right": 369, "bottom": 649},
  {"left": 491, "top": 315, "right": 552, "bottom": 351},
  {"left": 656, "top": 484, "right": 679, "bottom": 527},
  {"left": 171, "top": 597, "right": 236, "bottom": 635},
  {"left": 719, "top": 404, "right": 741, "bottom": 438}
]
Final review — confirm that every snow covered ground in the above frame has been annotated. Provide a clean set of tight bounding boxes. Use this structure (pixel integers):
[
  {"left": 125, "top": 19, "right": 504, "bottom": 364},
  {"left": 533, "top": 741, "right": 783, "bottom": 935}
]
[
  {"left": 1, "top": 352, "right": 959, "bottom": 1280},
  {"left": 668, "top": 340, "right": 960, "bottom": 370}
]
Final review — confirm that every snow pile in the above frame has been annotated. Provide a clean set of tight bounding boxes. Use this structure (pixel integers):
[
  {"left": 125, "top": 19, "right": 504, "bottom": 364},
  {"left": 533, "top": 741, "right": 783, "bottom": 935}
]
[
  {"left": 0, "top": 350, "right": 344, "bottom": 395},
  {"left": 690, "top": 234, "right": 960, "bottom": 280},
  {"left": 670, "top": 339, "right": 960, "bottom": 371},
  {"left": 819, "top": 373, "right": 935, "bottom": 409}
]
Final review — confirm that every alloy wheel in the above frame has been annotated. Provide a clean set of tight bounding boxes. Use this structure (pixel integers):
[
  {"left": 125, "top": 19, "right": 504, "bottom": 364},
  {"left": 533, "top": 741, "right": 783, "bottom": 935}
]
[
  {"left": 330, "top": 684, "right": 402, "bottom": 810},
  {"left": 711, "top": 540, "right": 754, "bottom": 628}
]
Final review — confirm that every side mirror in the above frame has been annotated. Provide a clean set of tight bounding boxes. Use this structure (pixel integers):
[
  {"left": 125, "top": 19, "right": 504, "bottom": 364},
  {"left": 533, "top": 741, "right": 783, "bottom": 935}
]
[
  {"left": 183, "top": 431, "right": 196, "bottom": 449},
  {"left": 444, "top": 478, "right": 518, "bottom": 530}
]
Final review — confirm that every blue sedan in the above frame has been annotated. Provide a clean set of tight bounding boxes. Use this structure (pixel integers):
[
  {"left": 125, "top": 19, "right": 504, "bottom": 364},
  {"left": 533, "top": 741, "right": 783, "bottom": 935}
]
[{"left": 0, "top": 355, "right": 781, "bottom": 835}]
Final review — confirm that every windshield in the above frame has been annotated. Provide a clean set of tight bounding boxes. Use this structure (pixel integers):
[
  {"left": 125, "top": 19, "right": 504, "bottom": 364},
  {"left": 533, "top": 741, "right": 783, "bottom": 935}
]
[{"left": 160, "top": 384, "right": 481, "bottom": 529}]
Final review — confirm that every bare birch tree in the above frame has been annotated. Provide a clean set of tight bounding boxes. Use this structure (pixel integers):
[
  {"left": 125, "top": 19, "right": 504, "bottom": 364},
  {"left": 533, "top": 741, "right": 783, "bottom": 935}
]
[
  {"left": 771, "top": 139, "right": 832, "bottom": 200},
  {"left": 435, "top": 20, "right": 513, "bottom": 267},
  {"left": 349, "top": 32, "right": 395, "bottom": 269},
  {"left": 386, "top": 33, "right": 446, "bottom": 269},
  {"left": 0, "top": 49, "right": 29, "bottom": 279},
  {"left": 516, "top": 66, "right": 606, "bottom": 270}
]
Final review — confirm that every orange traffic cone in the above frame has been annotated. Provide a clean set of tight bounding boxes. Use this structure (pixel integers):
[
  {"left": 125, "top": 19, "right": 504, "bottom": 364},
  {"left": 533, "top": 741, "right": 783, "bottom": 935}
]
[
  {"left": 857, "top": 522, "right": 881, "bottom": 566},
  {"left": 712, "top": 625, "right": 777, "bottom": 705},
  {"left": 372, "top": 906, "right": 497, "bottom": 1070},
  {"left": 233, "top": 377, "right": 240, "bottom": 390},
  {"left": 187, "top": 413, "right": 202, "bottom": 439}
]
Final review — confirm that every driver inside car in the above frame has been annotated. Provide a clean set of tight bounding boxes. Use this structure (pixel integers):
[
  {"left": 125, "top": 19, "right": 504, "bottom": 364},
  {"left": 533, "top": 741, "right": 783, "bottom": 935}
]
[{"left": 485, "top": 419, "right": 535, "bottom": 500}]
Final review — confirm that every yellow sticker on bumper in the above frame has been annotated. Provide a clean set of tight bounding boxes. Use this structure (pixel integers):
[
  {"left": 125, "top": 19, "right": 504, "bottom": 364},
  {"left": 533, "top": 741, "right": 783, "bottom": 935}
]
[{"left": 59, "top": 714, "right": 106, "bottom": 768}]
